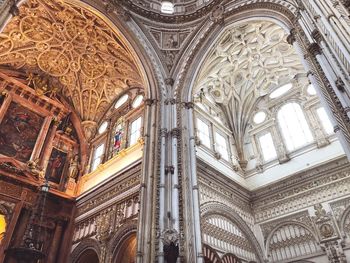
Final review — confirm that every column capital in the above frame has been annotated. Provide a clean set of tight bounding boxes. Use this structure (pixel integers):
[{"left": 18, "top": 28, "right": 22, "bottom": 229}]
[
  {"left": 311, "top": 29, "right": 324, "bottom": 43},
  {"left": 307, "top": 42, "right": 322, "bottom": 57},
  {"left": 286, "top": 29, "right": 297, "bottom": 45},
  {"left": 144, "top": 98, "right": 157, "bottom": 106},
  {"left": 160, "top": 128, "right": 168, "bottom": 137},
  {"left": 170, "top": 128, "right": 181, "bottom": 138},
  {"left": 181, "top": 101, "right": 194, "bottom": 109}
]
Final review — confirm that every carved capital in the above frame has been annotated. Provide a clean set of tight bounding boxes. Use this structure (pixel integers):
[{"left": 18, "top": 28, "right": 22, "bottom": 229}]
[
  {"left": 286, "top": 29, "right": 297, "bottom": 45},
  {"left": 182, "top": 101, "right": 194, "bottom": 109},
  {"left": 164, "top": 98, "right": 176, "bottom": 105},
  {"left": 336, "top": 77, "right": 345, "bottom": 92},
  {"left": 160, "top": 128, "right": 168, "bottom": 137},
  {"left": 210, "top": 4, "right": 225, "bottom": 24},
  {"left": 311, "top": 29, "right": 324, "bottom": 43},
  {"left": 170, "top": 128, "right": 181, "bottom": 138},
  {"left": 295, "top": 0, "right": 306, "bottom": 10},
  {"left": 308, "top": 42, "right": 322, "bottom": 57},
  {"left": 144, "top": 98, "right": 156, "bottom": 106}
]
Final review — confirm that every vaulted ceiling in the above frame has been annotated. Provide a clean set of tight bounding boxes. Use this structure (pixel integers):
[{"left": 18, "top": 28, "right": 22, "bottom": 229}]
[
  {"left": 193, "top": 21, "right": 305, "bottom": 165},
  {"left": 0, "top": 0, "right": 143, "bottom": 124}
]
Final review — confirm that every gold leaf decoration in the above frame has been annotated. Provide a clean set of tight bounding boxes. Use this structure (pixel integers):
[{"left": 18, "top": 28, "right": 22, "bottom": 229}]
[{"left": 0, "top": 0, "right": 143, "bottom": 122}]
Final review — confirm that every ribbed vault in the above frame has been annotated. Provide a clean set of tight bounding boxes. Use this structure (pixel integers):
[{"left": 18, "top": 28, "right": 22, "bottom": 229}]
[
  {"left": 193, "top": 21, "right": 305, "bottom": 167},
  {"left": 0, "top": 0, "right": 143, "bottom": 125}
]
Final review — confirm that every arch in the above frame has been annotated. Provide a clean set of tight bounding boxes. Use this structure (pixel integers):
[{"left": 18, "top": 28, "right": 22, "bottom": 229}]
[
  {"left": 69, "top": 238, "right": 101, "bottom": 263},
  {"left": 265, "top": 221, "right": 321, "bottom": 261},
  {"left": 265, "top": 220, "right": 319, "bottom": 251},
  {"left": 339, "top": 204, "right": 350, "bottom": 236},
  {"left": 202, "top": 243, "right": 221, "bottom": 263},
  {"left": 112, "top": 233, "right": 137, "bottom": 263},
  {"left": 222, "top": 253, "right": 242, "bottom": 263},
  {"left": 106, "top": 221, "right": 138, "bottom": 262},
  {"left": 201, "top": 202, "right": 264, "bottom": 263},
  {"left": 177, "top": 2, "right": 299, "bottom": 101},
  {"left": 76, "top": 249, "right": 99, "bottom": 263}
]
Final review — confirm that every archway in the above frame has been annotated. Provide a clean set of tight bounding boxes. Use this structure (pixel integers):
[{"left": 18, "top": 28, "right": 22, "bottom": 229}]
[
  {"left": 201, "top": 202, "right": 264, "bottom": 262},
  {"left": 76, "top": 249, "right": 99, "bottom": 263},
  {"left": 112, "top": 233, "right": 137, "bottom": 263}
]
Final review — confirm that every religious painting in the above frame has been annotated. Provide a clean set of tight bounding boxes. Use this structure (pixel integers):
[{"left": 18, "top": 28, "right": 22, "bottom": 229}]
[
  {"left": 112, "top": 118, "right": 125, "bottom": 156},
  {"left": 45, "top": 148, "right": 67, "bottom": 184},
  {"left": 0, "top": 102, "right": 44, "bottom": 162}
]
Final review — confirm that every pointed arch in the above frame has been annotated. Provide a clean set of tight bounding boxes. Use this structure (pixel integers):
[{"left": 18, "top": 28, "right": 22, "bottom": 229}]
[{"left": 201, "top": 202, "right": 264, "bottom": 263}]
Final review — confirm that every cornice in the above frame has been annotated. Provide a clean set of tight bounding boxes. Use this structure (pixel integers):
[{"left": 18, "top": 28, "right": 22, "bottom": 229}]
[
  {"left": 251, "top": 156, "right": 349, "bottom": 202},
  {"left": 118, "top": 0, "right": 226, "bottom": 23},
  {"left": 197, "top": 159, "right": 251, "bottom": 202}
]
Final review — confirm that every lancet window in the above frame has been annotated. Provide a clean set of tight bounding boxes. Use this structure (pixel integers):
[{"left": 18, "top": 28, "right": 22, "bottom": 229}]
[{"left": 89, "top": 90, "right": 145, "bottom": 172}]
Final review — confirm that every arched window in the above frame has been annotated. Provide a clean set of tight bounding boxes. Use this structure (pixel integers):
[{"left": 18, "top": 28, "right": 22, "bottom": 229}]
[
  {"left": 91, "top": 144, "right": 105, "bottom": 171},
  {"left": 129, "top": 117, "right": 142, "bottom": 146},
  {"left": 215, "top": 132, "right": 229, "bottom": 161},
  {"left": 316, "top": 107, "right": 333, "bottom": 135},
  {"left": 278, "top": 103, "right": 313, "bottom": 151},
  {"left": 197, "top": 118, "right": 211, "bottom": 148},
  {"left": 258, "top": 133, "right": 277, "bottom": 161}
]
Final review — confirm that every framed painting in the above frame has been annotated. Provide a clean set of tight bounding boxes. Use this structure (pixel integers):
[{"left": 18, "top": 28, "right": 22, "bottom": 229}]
[
  {"left": 0, "top": 102, "right": 44, "bottom": 162},
  {"left": 45, "top": 148, "right": 68, "bottom": 184}
]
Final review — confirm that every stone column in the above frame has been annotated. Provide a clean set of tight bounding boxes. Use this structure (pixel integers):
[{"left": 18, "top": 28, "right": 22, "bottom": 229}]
[
  {"left": 180, "top": 100, "right": 203, "bottom": 263},
  {"left": 287, "top": 28, "right": 350, "bottom": 158},
  {"left": 136, "top": 97, "right": 158, "bottom": 263}
]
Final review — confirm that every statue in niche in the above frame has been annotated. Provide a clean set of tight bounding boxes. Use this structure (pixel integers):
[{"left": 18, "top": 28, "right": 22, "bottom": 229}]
[
  {"left": 68, "top": 155, "right": 80, "bottom": 180},
  {"left": 27, "top": 158, "right": 45, "bottom": 179}
]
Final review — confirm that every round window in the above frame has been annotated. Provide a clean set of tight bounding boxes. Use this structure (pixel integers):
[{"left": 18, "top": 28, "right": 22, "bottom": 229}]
[
  {"left": 98, "top": 121, "right": 108, "bottom": 134},
  {"left": 132, "top": 95, "right": 143, "bottom": 108},
  {"left": 161, "top": 1, "right": 174, "bottom": 14},
  {"left": 270, "top": 83, "right": 292, "bottom": 99},
  {"left": 115, "top": 94, "right": 129, "bottom": 109},
  {"left": 253, "top": 111, "right": 266, "bottom": 124}
]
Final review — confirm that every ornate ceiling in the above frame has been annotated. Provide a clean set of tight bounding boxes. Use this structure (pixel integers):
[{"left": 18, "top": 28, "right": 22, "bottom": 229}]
[
  {"left": 0, "top": 0, "right": 143, "bottom": 125},
  {"left": 193, "top": 21, "right": 305, "bottom": 166}
]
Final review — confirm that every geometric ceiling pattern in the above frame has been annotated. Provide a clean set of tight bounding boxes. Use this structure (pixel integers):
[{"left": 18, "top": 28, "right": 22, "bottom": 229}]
[
  {"left": 0, "top": 0, "right": 143, "bottom": 123},
  {"left": 193, "top": 21, "right": 305, "bottom": 167}
]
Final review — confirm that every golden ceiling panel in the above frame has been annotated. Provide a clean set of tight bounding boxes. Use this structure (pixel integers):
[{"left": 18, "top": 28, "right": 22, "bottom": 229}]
[{"left": 0, "top": 0, "right": 143, "bottom": 123}]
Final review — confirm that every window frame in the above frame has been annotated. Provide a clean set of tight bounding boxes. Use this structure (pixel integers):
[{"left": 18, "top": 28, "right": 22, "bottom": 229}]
[
  {"left": 128, "top": 115, "right": 143, "bottom": 147},
  {"left": 277, "top": 102, "right": 314, "bottom": 152},
  {"left": 196, "top": 117, "right": 212, "bottom": 149},
  {"left": 213, "top": 129, "right": 230, "bottom": 162},
  {"left": 257, "top": 131, "right": 278, "bottom": 162},
  {"left": 91, "top": 142, "right": 105, "bottom": 172}
]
